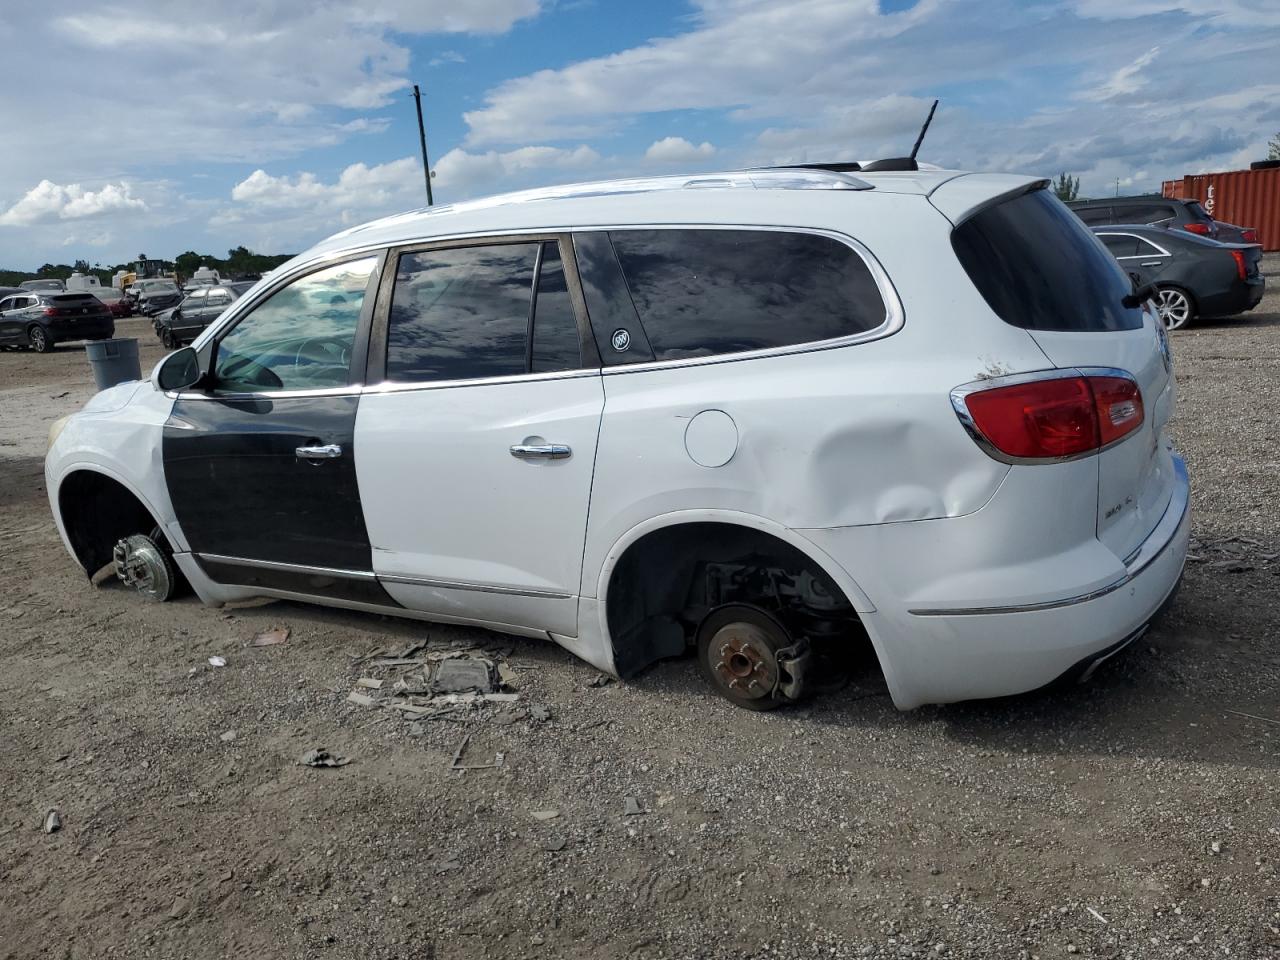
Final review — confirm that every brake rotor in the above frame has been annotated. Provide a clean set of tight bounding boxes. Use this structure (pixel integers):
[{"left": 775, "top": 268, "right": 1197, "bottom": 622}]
[{"left": 113, "top": 534, "right": 175, "bottom": 602}]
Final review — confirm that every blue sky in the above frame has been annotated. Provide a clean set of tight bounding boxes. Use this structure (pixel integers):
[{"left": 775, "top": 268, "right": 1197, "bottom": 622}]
[{"left": 1, "top": 0, "right": 1277, "bottom": 270}]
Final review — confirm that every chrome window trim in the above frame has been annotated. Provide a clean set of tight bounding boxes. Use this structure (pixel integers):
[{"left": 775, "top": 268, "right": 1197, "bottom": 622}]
[
  {"left": 197, "top": 553, "right": 378, "bottom": 581},
  {"left": 378, "top": 573, "right": 572, "bottom": 600},
  {"left": 1095, "top": 231, "right": 1171, "bottom": 258},
  {"left": 909, "top": 456, "right": 1187, "bottom": 617},
  {"left": 177, "top": 223, "right": 902, "bottom": 398},
  {"left": 949, "top": 366, "right": 1141, "bottom": 466}
]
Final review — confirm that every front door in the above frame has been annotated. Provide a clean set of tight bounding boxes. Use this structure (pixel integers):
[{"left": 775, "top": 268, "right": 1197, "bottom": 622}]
[
  {"left": 163, "top": 256, "right": 385, "bottom": 597},
  {"left": 355, "top": 237, "right": 603, "bottom": 637}
]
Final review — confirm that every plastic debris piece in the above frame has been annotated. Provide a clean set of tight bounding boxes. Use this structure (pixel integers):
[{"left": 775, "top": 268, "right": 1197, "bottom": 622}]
[
  {"left": 433, "top": 658, "right": 494, "bottom": 694},
  {"left": 299, "top": 748, "right": 351, "bottom": 768},
  {"left": 249, "top": 626, "right": 289, "bottom": 647},
  {"left": 540, "top": 837, "right": 567, "bottom": 852},
  {"left": 207, "top": 656, "right": 226, "bottom": 668},
  {"left": 531, "top": 810, "right": 560, "bottom": 821},
  {"left": 623, "top": 796, "right": 644, "bottom": 816},
  {"left": 497, "top": 662, "right": 518, "bottom": 686},
  {"left": 355, "top": 677, "right": 383, "bottom": 690},
  {"left": 483, "top": 692, "right": 520, "bottom": 703},
  {"left": 346, "top": 692, "right": 376, "bottom": 707},
  {"left": 219, "top": 730, "right": 237, "bottom": 743},
  {"left": 43, "top": 809, "right": 62, "bottom": 834}
]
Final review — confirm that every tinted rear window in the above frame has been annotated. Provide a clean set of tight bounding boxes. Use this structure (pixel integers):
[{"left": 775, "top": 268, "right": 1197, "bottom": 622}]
[
  {"left": 608, "top": 229, "right": 887, "bottom": 361},
  {"left": 952, "top": 189, "right": 1142, "bottom": 332}
]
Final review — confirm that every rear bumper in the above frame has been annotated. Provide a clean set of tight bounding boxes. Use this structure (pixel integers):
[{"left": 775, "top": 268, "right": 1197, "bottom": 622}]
[
  {"left": 799, "top": 455, "right": 1190, "bottom": 709},
  {"left": 1202, "top": 278, "right": 1264, "bottom": 317},
  {"left": 48, "top": 319, "right": 115, "bottom": 341}
]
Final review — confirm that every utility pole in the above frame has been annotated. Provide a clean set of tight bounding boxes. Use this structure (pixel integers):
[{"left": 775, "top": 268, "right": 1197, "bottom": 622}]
[
  {"left": 413, "top": 84, "right": 434, "bottom": 206},
  {"left": 1114, "top": 178, "right": 1120, "bottom": 197}
]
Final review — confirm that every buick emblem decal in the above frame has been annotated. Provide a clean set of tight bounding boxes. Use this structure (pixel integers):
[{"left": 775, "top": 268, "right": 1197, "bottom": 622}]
[{"left": 611, "top": 328, "right": 631, "bottom": 352}]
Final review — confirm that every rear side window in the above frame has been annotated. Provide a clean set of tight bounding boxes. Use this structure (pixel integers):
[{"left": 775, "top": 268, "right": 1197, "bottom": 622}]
[
  {"left": 952, "top": 189, "right": 1143, "bottom": 332},
  {"left": 1073, "top": 205, "right": 1113, "bottom": 226},
  {"left": 1099, "top": 234, "right": 1140, "bottom": 257},
  {"left": 608, "top": 229, "right": 887, "bottom": 361}
]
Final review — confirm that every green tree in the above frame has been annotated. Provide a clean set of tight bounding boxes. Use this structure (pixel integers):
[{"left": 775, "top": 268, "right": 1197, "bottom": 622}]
[
  {"left": 1053, "top": 172, "right": 1080, "bottom": 202},
  {"left": 1269, "top": 132, "right": 1280, "bottom": 160}
]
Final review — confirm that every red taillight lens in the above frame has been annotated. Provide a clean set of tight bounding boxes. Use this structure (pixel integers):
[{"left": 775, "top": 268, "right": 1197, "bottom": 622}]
[
  {"left": 1230, "top": 249, "right": 1247, "bottom": 280},
  {"left": 958, "top": 374, "right": 1143, "bottom": 461},
  {"left": 43, "top": 306, "right": 57, "bottom": 317},
  {"left": 1181, "top": 222, "right": 1211, "bottom": 235},
  {"left": 1242, "top": 229, "right": 1258, "bottom": 244}
]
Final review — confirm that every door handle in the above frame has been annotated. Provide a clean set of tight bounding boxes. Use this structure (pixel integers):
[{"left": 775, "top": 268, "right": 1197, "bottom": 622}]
[
  {"left": 1140, "top": 261, "right": 1162, "bottom": 267},
  {"left": 510, "top": 443, "right": 571, "bottom": 460},
  {"left": 296, "top": 443, "right": 343, "bottom": 460}
]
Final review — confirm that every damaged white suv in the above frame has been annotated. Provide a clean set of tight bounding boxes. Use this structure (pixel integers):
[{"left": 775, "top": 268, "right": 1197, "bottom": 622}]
[{"left": 46, "top": 166, "right": 1188, "bottom": 710}]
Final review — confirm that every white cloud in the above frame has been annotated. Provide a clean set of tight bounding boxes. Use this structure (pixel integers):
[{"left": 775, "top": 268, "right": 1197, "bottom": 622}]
[
  {"left": 231, "top": 157, "right": 424, "bottom": 212},
  {"left": 1078, "top": 46, "right": 1161, "bottom": 102},
  {"left": 0, "top": 180, "right": 146, "bottom": 227},
  {"left": 644, "top": 137, "right": 716, "bottom": 163},
  {"left": 433, "top": 145, "right": 603, "bottom": 190}
]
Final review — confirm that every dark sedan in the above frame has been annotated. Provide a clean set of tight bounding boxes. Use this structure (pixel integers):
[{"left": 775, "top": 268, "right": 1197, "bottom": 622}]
[
  {"left": 1092, "top": 224, "right": 1265, "bottom": 330},
  {"left": 1072, "top": 196, "right": 1258, "bottom": 245},
  {"left": 155, "top": 282, "right": 255, "bottom": 347},
  {"left": 0, "top": 291, "right": 114, "bottom": 352}
]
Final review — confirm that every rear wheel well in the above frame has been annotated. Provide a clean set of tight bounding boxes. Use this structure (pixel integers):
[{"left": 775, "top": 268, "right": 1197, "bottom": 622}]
[
  {"left": 58, "top": 471, "right": 163, "bottom": 577},
  {"left": 604, "top": 521, "right": 873, "bottom": 678}
]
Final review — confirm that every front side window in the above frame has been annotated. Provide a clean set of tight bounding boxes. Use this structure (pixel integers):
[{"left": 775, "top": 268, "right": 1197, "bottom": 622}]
[
  {"left": 608, "top": 229, "right": 888, "bottom": 362},
  {"left": 182, "top": 290, "right": 208, "bottom": 309},
  {"left": 212, "top": 257, "right": 376, "bottom": 392}
]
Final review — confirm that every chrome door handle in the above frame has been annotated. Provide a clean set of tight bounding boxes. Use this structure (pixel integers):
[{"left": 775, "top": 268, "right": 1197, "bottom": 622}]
[
  {"left": 296, "top": 443, "right": 343, "bottom": 459},
  {"left": 510, "top": 443, "right": 571, "bottom": 460},
  {"left": 1140, "top": 261, "right": 1162, "bottom": 267}
]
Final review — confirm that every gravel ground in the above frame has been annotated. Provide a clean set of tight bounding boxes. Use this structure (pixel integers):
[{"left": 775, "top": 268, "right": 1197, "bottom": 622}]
[{"left": 1, "top": 280, "right": 1278, "bottom": 960}]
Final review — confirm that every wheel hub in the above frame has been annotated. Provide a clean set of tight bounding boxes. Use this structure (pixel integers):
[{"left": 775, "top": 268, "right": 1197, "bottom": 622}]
[
  {"left": 113, "top": 535, "right": 173, "bottom": 602},
  {"left": 709, "top": 622, "right": 779, "bottom": 700}
]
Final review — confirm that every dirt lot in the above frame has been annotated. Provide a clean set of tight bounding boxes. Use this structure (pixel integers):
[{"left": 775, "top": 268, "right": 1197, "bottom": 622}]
[{"left": 1, "top": 283, "right": 1278, "bottom": 960}]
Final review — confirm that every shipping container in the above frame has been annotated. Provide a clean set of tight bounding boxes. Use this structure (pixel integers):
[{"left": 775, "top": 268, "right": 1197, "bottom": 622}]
[{"left": 1162, "top": 166, "right": 1280, "bottom": 251}]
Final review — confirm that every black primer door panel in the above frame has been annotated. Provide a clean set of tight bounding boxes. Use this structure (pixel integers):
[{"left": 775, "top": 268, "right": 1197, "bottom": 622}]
[{"left": 163, "top": 395, "right": 372, "bottom": 570}]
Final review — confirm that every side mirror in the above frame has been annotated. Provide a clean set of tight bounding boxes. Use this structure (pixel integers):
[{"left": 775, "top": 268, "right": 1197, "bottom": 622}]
[
  {"left": 156, "top": 346, "right": 202, "bottom": 392},
  {"left": 1122, "top": 282, "right": 1157, "bottom": 309}
]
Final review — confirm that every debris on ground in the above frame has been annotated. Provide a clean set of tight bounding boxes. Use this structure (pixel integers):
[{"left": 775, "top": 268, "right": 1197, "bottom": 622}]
[
  {"left": 531, "top": 809, "right": 560, "bottom": 821},
  {"left": 539, "top": 837, "right": 567, "bottom": 852},
  {"left": 219, "top": 730, "right": 237, "bottom": 743},
  {"left": 248, "top": 626, "right": 289, "bottom": 647},
  {"left": 433, "top": 658, "right": 494, "bottom": 694},
  {"left": 299, "top": 748, "right": 351, "bottom": 768},
  {"left": 346, "top": 691, "right": 377, "bottom": 708},
  {"left": 529, "top": 704, "right": 552, "bottom": 723},
  {"left": 42, "top": 809, "right": 61, "bottom": 834},
  {"left": 449, "top": 733, "right": 503, "bottom": 771},
  {"left": 355, "top": 677, "right": 383, "bottom": 689},
  {"left": 587, "top": 673, "right": 614, "bottom": 688},
  {"left": 623, "top": 796, "right": 644, "bottom": 816},
  {"left": 168, "top": 897, "right": 190, "bottom": 920},
  {"left": 207, "top": 656, "right": 226, "bottom": 668}
]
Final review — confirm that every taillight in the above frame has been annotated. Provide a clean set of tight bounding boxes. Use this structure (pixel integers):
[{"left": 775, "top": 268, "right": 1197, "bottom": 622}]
[
  {"left": 1242, "top": 229, "right": 1258, "bottom": 244},
  {"left": 954, "top": 373, "right": 1144, "bottom": 461},
  {"left": 43, "top": 306, "right": 57, "bottom": 317},
  {"left": 1230, "top": 249, "right": 1247, "bottom": 280},
  {"left": 1181, "top": 222, "right": 1211, "bottom": 235}
]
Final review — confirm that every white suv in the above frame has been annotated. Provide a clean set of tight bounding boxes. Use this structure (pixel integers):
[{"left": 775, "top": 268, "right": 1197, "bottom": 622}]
[{"left": 45, "top": 167, "right": 1189, "bottom": 710}]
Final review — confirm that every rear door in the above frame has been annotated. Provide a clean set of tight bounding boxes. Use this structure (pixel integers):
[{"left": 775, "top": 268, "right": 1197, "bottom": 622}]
[
  {"left": 355, "top": 236, "right": 603, "bottom": 637},
  {"left": 949, "top": 187, "right": 1176, "bottom": 561},
  {"left": 1098, "top": 232, "right": 1174, "bottom": 287}
]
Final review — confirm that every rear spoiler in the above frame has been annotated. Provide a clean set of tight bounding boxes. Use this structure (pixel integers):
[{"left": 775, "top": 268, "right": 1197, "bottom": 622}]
[{"left": 928, "top": 175, "right": 1050, "bottom": 227}]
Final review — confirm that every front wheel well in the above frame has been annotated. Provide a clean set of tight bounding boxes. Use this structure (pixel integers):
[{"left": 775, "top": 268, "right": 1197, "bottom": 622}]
[
  {"left": 603, "top": 521, "right": 873, "bottom": 678},
  {"left": 58, "top": 471, "right": 163, "bottom": 577}
]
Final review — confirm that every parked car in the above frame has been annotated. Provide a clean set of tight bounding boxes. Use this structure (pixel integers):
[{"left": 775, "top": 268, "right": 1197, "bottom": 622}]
[
  {"left": 92, "top": 286, "right": 133, "bottom": 318},
  {"left": 0, "top": 290, "right": 114, "bottom": 352},
  {"left": 46, "top": 168, "right": 1188, "bottom": 712},
  {"left": 156, "top": 282, "right": 254, "bottom": 347},
  {"left": 20, "top": 278, "right": 66, "bottom": 292},
  {"left": 1092, "top": 224, "right": 1265, "bottom": 330},
  {"left": 1069, "top": 196, "right": 1258, "bottom": 245},
  {"left": 131, "top": 279, "right": 183, "bottom": 316}
]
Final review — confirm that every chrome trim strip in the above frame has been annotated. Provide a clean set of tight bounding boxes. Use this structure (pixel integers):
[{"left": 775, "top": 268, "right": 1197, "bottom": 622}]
[
  {"left": 362, "top": 367, "right": 599, "bottom": 395},
  {"left": 908, "top": 455, "right": 1188, "bottom": 617},
  {"left": 378, "top": 573, "right": 572, "bottom": 600},
  {"left": 949, "top": 366, "right": 1141, "bottom": 466},
  {"left": 1096, "top": 231, "right": 1172, "bottom": 258},
  {"left": 197, "top": 553, "right": 378, "bottom": 582}
]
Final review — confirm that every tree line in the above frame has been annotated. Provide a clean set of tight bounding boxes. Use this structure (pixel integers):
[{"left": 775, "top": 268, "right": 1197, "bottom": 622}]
[{"left": 0, "top": 246, "right": 294, "bottom": 288}]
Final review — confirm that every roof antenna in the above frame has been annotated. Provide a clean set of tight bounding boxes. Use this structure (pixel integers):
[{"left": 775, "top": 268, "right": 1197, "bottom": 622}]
[
  {"left": 860, "top": 98, "right": 940, "bottom": 173},
  {"left": 909, "top": 98, "right": 939, "bottom": 162}
]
